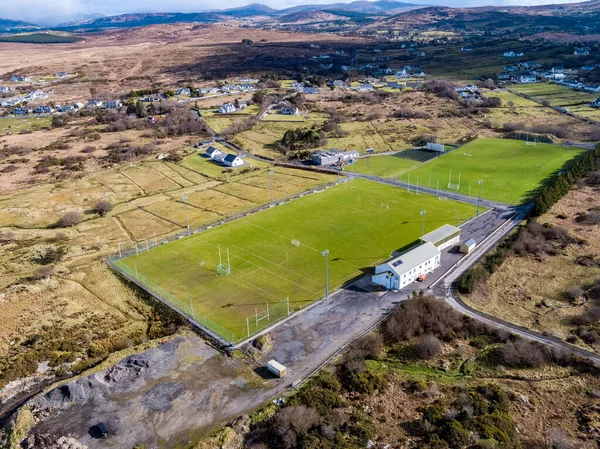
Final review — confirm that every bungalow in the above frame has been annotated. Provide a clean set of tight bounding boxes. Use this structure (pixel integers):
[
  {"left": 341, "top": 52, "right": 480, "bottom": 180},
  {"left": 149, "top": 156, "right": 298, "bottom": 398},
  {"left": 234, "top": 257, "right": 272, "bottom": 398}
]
[
  {"left": 103, "top": 100, "right": 122, "bottom": 109},
  {"left": 319, "top": 54, "right": 330, "bottom": 59},
  {"left": 238, "top": 84, "right": 253, "bottom": 91},
  {"left": 13, "top": 107, "right": 29, "bottom": 115},
  {"left": 280, "top": 106, "right": 299, "bottom": 115},
  {"left": 461, "top": 47, "right": 473, "bottom": 52},
  {"left": 503, "top": 51, "right": 516, "bottom": 57},
  {"left": 176, "top": 88, "right": 191, "bottom": 95},
  {"left": 74, "top": 102, "right": 85, "bottom": 109},
  {"left": 574, "top": 47, "right": 591, "bottom": 55},
  {"left": 291, "top": 82, "right": 305, "bottom": 89},
  {"left": 34, "top": 106, "right": 51, "bottom": 114},
  {"left": 221, "top": 84, "right": 238, "bottom": 92},
  {"left": 205, "top": 146, "right": 223, "bottom": 160},
  {"left": 332, "top": 80, "right": 345, "bottom": 87},
  {"left": 591, "top": 98, "right": 600, "bottom": 108},
  {"left": 55, "top": 72, "right": 69, "bottom": 77},
  {"left": 237, "top": 77, "right": 252, "bottom": 83},
  {"left": 87, "top": 100, "right": 103, "bottom": 109},
  {"left": 518, "top": 75, "right": 537, "bottom": 83},
  {"left": 497, "top": 73, "right": 510, "bottom": 80},
  {"left": 222, "top": 154, "right": 244, "bottom": 168},
  {"left": 551, "top": 66, "right": 565, "bottom": 74},
  {"left": 356, "top": 84, "right": 374, "bottom": 92},
  {"left": 218, "top": 103, "right": 236, "bottom": 114},
  {"left": 10, "top": 75, "right": 30, "bottom": 82},
  {"left": 303, "top": 87, "right": 320, "bottom": 95},
  {"left": 0, "top": 86, "right": 9, "bottom": 93}
]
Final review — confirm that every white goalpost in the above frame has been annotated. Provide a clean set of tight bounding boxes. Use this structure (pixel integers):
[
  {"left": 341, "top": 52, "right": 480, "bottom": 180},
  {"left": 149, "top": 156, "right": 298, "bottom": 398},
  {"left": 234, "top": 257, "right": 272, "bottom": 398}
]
[
  {"left": 216, "top": 244, "right": 231, "bottom": 276},
  {"left": 447, "top": 169, "right": 461, "bottom": 190}
]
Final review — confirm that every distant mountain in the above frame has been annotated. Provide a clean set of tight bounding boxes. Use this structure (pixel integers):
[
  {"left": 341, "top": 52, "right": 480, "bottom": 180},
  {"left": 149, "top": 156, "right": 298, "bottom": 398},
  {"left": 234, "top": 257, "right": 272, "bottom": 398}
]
[
  {"left": 279, "top": 1, "right": 421, "bottom": 15},
  {"left": 220, "top": 3, "right": 280, "bottom": 17},
  {"left": 0, "top": 18, "right": 40, "bottom": 32},
  {"left": 40, "top": 13, "right": 105, "bottom": 27},
  {"left": 56, "top": 12, "right": 222, "bottom": 30}
]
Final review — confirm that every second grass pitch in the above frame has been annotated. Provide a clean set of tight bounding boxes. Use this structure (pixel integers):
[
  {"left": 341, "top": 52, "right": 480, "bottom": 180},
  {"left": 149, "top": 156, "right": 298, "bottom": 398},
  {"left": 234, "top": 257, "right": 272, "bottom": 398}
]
[{"left": 114, "top": 179, "right": 478, "bottom": 343}]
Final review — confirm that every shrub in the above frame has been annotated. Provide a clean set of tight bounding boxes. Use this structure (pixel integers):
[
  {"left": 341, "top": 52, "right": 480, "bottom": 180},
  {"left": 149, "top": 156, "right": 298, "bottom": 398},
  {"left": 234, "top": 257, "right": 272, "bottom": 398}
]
[
  {"left": 439, "top": 420, "right": 470, "bottom": 448},
  {"left": 31, "top": 266, "right": 54, "bottom": 280},
  {"left": 56, "top": 211, "right": 82, "bottom": 227},
  {"left": 36, "top": 246, "right": 67, "bottom": 265},
  {"left": 414, "top": 334, "right": 443, "bottom": 359},
  {"left": 93, "top": 200, "right": 113, "bottom": 217},
  {"left": 271, "top": 405, "right": 320, "bottom": 449}
]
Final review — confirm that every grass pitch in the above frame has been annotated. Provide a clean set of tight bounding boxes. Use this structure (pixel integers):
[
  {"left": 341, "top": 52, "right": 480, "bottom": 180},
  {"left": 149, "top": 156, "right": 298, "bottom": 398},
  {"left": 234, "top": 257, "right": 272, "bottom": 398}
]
[
  {"left": 114, "top": 179, "right": 477, "bottom": 342},
  {"left": 400, "top": 139, "right": 583, "bottom": 204}
]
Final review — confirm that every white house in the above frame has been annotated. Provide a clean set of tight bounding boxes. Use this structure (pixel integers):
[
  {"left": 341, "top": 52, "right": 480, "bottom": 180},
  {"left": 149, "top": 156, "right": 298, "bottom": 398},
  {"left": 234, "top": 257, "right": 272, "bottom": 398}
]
[
  {"left": 422, "top": 224, "right": 461, "bottom": 251},
  {"left": 205, "top": 146, "right": 223, "bottom": 160},
  {"left": 176, "top": 88, "right": 191, "bottom": 95},
  {"left": 222, "top": 154, "right": 244, "bottom": 167},
  {"left": 591, "top": 98, "right": 600, "bottom": 108},
  {"left": 503, "top": 51, "right": 516, "bottom": 57},
  {"left": 518, "top": 75, "right": 537, "bottom": 83},
  {"left": 372, "top": 242, "right": 441, "bottom": 290},
  {"left": 574, "top": 47, "right": 591, "bottom": 55},
  {"left": 218, "top": 103, "right": 236, "bottom": 114},
  {"left": 332, "top": 80, "right": 345, "bottom": 87}
]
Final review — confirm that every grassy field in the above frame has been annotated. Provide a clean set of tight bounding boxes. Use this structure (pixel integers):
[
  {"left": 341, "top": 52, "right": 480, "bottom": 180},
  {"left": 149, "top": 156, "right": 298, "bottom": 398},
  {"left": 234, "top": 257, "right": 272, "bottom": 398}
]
[
  {"left": 401, "top": 138, "right": 583, "bottom": 204},
  {"left": 344, "top": 154, "right": 421, "bottom": 177},
  {"left": 114, "top": 179, "right": 478, "bottom": 342},
  {"left": 510, "top": 83, "right": 598, "bottom": 107},
  {"left": 0, "top": 116, "right": 52, "bottom": 133}
]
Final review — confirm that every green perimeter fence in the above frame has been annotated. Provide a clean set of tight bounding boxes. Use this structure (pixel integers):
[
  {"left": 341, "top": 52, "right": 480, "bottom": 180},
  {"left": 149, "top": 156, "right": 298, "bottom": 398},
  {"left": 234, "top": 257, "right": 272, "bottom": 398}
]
[
  {"left": 106, "top": 179, "right": 348, "bottom": 346},
  {"left": 109, "top": 256, "right": 294, "bottom": 346}
]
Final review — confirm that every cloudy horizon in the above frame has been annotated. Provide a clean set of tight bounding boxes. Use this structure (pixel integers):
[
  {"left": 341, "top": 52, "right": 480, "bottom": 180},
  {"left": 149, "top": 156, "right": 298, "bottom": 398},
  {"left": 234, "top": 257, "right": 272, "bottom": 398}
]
[{"left": 0, "top": 0, "right": 586, "bottom": 24}]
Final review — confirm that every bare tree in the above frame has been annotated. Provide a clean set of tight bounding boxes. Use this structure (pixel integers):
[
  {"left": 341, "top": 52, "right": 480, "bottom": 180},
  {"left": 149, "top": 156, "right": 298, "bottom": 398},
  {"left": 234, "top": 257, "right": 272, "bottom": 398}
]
[{"left": 272, "top": 405, "right": 320, "bottom": 449}]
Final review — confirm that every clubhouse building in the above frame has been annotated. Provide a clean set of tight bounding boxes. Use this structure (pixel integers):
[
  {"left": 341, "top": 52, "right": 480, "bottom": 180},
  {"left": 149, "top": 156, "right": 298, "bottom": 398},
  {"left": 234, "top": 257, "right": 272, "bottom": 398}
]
[{"left": 371, "top": 224, "right": 461, "bottom": 290}]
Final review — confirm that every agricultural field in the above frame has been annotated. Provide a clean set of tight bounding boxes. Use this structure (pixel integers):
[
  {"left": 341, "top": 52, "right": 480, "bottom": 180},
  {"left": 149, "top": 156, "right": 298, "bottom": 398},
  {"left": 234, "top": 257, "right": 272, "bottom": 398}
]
[
  {"left": 401, "top": 138, "right": 583, "bottom": 204},
  {"left": 0, "top": 116, "right": 52, "bottom": 134},
  {"left": 510, "top": 83, "right": 598, "bottom": 107},
  {"left": 232, "top": 113, "right": 329, "bottom": 159},
  {"left": 113, "top": 179, "right": 478, "bottom": 342}
]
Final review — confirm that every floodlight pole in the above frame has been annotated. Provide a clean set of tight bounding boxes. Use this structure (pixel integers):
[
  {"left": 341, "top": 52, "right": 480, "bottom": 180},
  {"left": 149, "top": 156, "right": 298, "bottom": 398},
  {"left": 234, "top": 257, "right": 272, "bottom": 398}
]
[
  {"left": 476, "top": 180, "right": 483, "bottom": 219},
  {"left": 321, "top": 250, "right": 330, "bottom": 301},
  {"left": 182, "top": 193, "right": 190, "bottom": 235},
  {"left": 269, "top": 170, "right": 274, "bottom": 205},
  {"left": 420, "top": 210, "right": 426, "bottom": 242}
]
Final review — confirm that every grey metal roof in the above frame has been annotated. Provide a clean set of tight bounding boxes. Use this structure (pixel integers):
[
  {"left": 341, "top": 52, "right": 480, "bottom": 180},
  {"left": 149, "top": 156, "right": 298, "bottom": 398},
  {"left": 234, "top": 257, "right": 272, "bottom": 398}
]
[
  {"left": 422, "top": 224, "right": 460, "bottom": 245},
  {"left": 383, "top": 242, "right": 440, "bottom": 277}
]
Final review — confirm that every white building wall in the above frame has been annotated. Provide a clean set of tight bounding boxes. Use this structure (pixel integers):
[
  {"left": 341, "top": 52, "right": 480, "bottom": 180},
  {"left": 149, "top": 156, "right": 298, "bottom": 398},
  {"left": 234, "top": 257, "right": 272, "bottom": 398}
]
[{"left": 436, "top": 235, "right": 460, "bottom": 251}]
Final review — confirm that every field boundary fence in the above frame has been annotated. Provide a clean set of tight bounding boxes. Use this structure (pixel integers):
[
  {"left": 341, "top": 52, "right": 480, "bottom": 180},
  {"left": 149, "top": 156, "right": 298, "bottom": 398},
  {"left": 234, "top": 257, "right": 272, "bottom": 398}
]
[{"left": 106, "top": 179, "right": 346, "bottom": 346}]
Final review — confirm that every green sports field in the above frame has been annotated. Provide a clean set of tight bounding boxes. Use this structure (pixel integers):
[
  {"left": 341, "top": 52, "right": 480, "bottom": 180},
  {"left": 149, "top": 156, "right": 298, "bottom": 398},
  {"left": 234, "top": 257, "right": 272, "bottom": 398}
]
[
  {"left": 400, "top": 139, "right": 583, "bottom": 204},
  {"left": 113, "top": 179, "right": 478, "bottom": 343},
  {"left": 345, "top": 154, "right": 421, "bottom": 178}
]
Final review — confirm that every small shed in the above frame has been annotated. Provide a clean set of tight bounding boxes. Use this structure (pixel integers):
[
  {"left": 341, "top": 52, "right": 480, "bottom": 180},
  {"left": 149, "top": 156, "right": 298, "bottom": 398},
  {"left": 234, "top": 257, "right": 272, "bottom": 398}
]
[
  {"left": 460, "top": 239, "right": 476, "bottom": 254},
  {"left": 267, "top": 360, "right": 287, "bottom": 378}
]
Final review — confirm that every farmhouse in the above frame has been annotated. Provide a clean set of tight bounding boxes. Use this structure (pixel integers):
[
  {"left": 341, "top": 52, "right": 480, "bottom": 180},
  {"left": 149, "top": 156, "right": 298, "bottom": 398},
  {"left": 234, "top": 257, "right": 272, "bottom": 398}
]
[
  {"left": 372, "top": 242, "right": 441, "bottom": 290},
  {"left": 103, "top": 100, "right": 122, "bottom": 109},
  {"left": 218, "top": 103, "right": 236, "bottom": 114},
  {"left": 205, "top": 146, "right": 223, "bottom": 160},
  {"left": 222, "top": 154, "right": 244, "bottom": 167},
  {"left": 33, "top": 106, "right": 51, "bottom": 114},
  {"left": 422, "top": 224, "right": 461, "bottom": 251}
]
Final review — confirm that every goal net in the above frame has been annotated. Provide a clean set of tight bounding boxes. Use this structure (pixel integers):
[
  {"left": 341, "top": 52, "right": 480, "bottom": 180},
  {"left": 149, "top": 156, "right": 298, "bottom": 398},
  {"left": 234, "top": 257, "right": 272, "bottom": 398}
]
[
  {"left": 447, "top": 183, "right": 461, "bottom": 190},
  {"left": 291, "top": 239, "right": 301, "bottom": 247},
  {"left": 217, "top": 264, "right": 231, "bottom": 276}
]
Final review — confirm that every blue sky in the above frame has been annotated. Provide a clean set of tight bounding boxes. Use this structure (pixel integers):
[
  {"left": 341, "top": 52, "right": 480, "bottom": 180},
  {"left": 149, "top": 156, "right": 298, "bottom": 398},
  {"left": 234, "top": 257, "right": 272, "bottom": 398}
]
[{"left": 0, "top": 0, "right": 584, "bottom": 24}]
